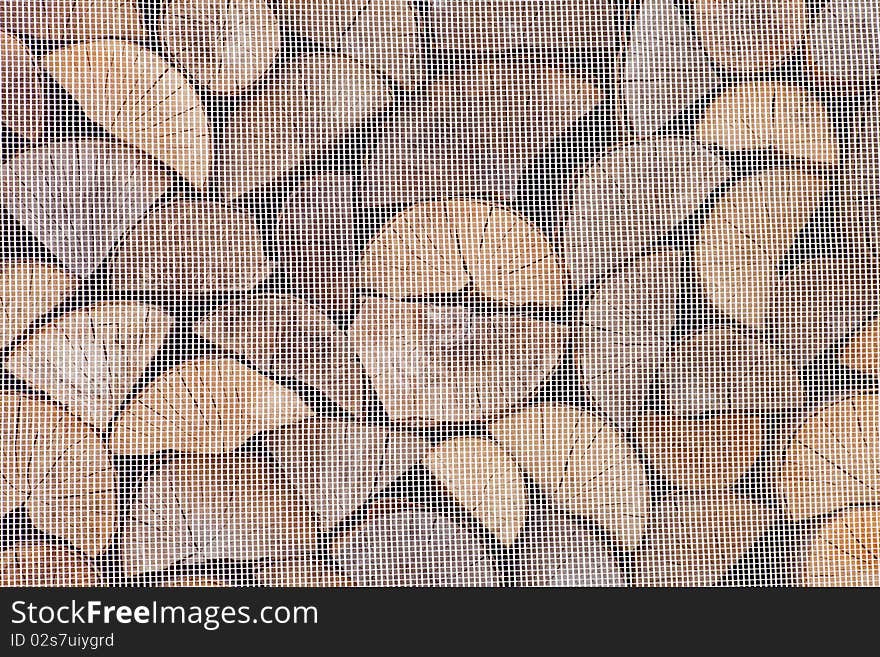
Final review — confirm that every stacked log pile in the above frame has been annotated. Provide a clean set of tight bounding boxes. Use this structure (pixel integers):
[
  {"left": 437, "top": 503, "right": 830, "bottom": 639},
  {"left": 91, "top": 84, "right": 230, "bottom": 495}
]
[{"left": 0, "top": 0, "right": 878, "bottom": 587}]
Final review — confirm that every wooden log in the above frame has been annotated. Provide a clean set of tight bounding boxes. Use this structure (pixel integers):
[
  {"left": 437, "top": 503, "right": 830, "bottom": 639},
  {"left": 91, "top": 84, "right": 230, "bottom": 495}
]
[
  {"left": 349, "top": 297, "right": 567, "bottom": 424},
  {"left": 0, "top": 31, "right": 43, "bottom": 141},
  {"left": 268, "top": 418, "right": 426, "bottom": 531},
  {"left": 768, "top": 257, "right": 880, "bottom": 369},
  {"left": 516, "top": 505, "right": 625, "bottom": 587},
  {"left": 559, "top": 138, "right": 729, "bottom": 288},
  {"left": 359, "top": 199, "right": 566, "bottom": 307},
  {"left": 274, "top": 174, "right": 360, "bottom": 314},
  {"left": 806, "top": 0, "right": 880, "bottom": 89},
  {"left": 840, "top": 316, "right": 880, "bottom": 376},
  {"left": 218, "top": 53, "right": 391, "bottom": 200},
  {"left": 803, "top": 507, "right": 880, "bottom": 586},
  {"left": 636, "top": 412, "right": 763, "bottom": 489},
  {"left": 0, "top": 140, "right": 173, "bottom": 278},
  {"left": 662, "top": 327, "right": 802, "bottom": 417},
  {"left": 5, "top": 301, "right": 173, "bottom": 430},
  {"left": 619, "top": 0, "right": 720, "bottom": 138},
  {"left": 120, "top": 453, "right": 317, "bottom": 578},
  {"left": 695, "top": 81, "right": 839, "bottom": 165},
  {"left": 195, "top": 296, "right": 366, "bottom": 416},
  {"left": 692, "top": 0, "right": 807, "bottom": 74},
  {"left": 779, "top": 394, "right": 880, "bottom": 521},
  {"left": 632, "top": 489, "right": 774, "bottom": 586},
  {"left": 43, "top": 40, "right": 211, "bottom": 188},
  {"left": 694, "top": 168, "right": 826, "bottom": 328},
  {"left": 257, "top": 554, "right": 352, "bottom": 587},
  {"left": 424, "top": 436, "right": 527, "bottom": 546},
  {"left": 281, "top": 0, "right": 425, "bottom": 88},
  {"left": 0, "top": 0, "right": 143, "bottom": 41},
  {"left": 840, "top": 93, "right": 880, "bottom": 257},
  {"left": 159, "top": 0, "right": 281, "bottom": 95},
  {"left": 575, "top": 249, "right": 681, "bottom": 432},
  {"left": 0, "top": 261, "right": 74, "bottom": 351},
  {"left": 0, "top": 393, "right": 116, "bottom": 557},
  {"left": 489, "top": 403, "right": 649, "bottom": 549},
  {"left": 331, "top": 499, "right": 499, "bottom": 586},
  {"left": 427, "top": 0, "right": 619, "bottom": 52},
  {"left": 0, "top": 543, "right": 102, "bottom": 586},
  {"left": 109, "top": 358, "right": 314, "bottom": 456},
  {"left": 106, "top": 200, "right": 270, "bottom": 294},
  {"left": 361, "top": 62, "right": 603, "bottom": 208}
]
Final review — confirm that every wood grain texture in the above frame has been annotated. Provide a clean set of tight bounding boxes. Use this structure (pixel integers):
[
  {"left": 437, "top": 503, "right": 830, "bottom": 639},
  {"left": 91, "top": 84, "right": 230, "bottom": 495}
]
[
  {"left": 257, "top": 553, "right": 352, "bottom": 587},
  {"left": 632, "top": 489, "right": 774, "bottom": 586},
  {"left": 195, "top": 296, "right": 366, "bottom": 416},
  {"left": 560, "top": 138, "right": 728, "bottom": 287},
  {"left": 5, "top": 301, "right": 173, "bottom": 430},
  {"left": 516, "top": 505, "right": 624, "bottom": 586},
  {"left": 840, "top": 94, "right": 880, "bottom": 257},
  {"left": 282, "top": 0, "right": 425, "bottom": 88},
  {"left": 350, "top": 297, "right": 567, "bottom": 424},
  {"left": 803, "top": 507, "right": 880, "bottom": 586},
  {"left": 428, "top": 0, "right": 618, "bottom": 52},
  {"left": 0, "top": 543, "right": 102, "bottom": 586},
  {"left": 490, "top": 404, "right": 649, "bottom": 549},
  {"left": 0, "top": 393, "right": 116, "bottom": 557},
  {"left": 160, "top": 0, "right": 281, "bottom": 94},
  {"left": 43, "top": 40, "right": 211, "bottom": 188},
  {"left": 0, "top": 0, "right": 143, "bottom": 41},
  {"left": 694, "top": 168, "right": 825, "bottom": 328},
  {"left": 121, "top": 454, "right": 317, "bottom": 578},
  {"left": 107, "top": 200, "right": 269, "bottom": 294},
  {"left": 695, "top": 81, "right": 839, "bottom": 165},
  {"left": 219, "top": 53, "right": 391, "bottom": 200},
  {"left": 768, "top": 257, "right": 880, "bottom": 369},
  {"left": 0, "top": 261, "right": 74, "bottom": 351},
  {"left": 840, "top": 316, "right": 880, "bottom": 376},
  {"left": 109, "top": 358, "right": 314, "bottom": 456},
  {"left": 637, "top": 412, "right": 763, "bottom": 489},
  {"left": 0, "top": 139, "right": 173, "bottom": 278},
  {"left": 359, "top": 199, "right": 566, "bottom": 307},
  {"left": 331, "top": 500, "right": 499, "bottom": 586},
  {"left": 274, "top": 174, "right": 360, "bottom": 314},
  {"left": 779, "top": 394, "right": 880, "bottom": 521},
  {"left": 0, "top": 31, "right": 43, "bottom": 141},
  {"left": 269, "top": 418, "right": 426, "bottom": 531},
  {"left": 620, "top": 0, "right": 719, "bottom": 138},
  {"left": 575, "top": 249, "right": 681, "bottom": 432},
  {"left": 693, "top": 0, "right": 807, "bottom": 73},
  {"left": 662, "top": 327, "right": 802, "bottom": 417},
  {"left": 807, "top": 0, "right": 880, "bottom": 89},
  {"left": 424, "top": 436, "right": 527, "bottom": 545},
  {"left": 361, "top": 61, "right": 602, "bottom": 208}
]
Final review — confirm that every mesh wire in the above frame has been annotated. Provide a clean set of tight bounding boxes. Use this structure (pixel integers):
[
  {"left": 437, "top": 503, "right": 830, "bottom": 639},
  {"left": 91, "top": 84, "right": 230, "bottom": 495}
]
[{"left": 0, "top": 0, "right": 878, "bottom": 588}]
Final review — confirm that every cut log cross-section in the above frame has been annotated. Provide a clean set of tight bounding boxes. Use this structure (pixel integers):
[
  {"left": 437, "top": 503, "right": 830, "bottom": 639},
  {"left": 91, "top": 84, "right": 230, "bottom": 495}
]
[
  {"left": 194, "top": 296, "right": 367, "bottom": 416},
  {"left": 106, "top": 200, "right": 270, "bottom": 294},
  {"left": 0, "top": 31, "right": 44, "bottom": 142},
  {"left": 807, "top": 0, "right": 880, "bottom": 89},
  {"left": 160, "top": 0, "right": 281, "bottom": 95},
  {"left": 490, "top": 404, "right": 650, "bottom": 549},
  {"left": 0, "top": 0, "right": 144, "bottom": 41},
  {"left": 0, "top": 140, "right": 173, "bottom": 278},
  {"left": 5, "top": 302, "right": 173, "bottom": 430},
  {"left": 110, "top": 358, "right": 314, "bottom": 456},
  {"left": 780, "top": 394, "right": 880, "bottom": 521},
  {"left": 840, "top": 94, "right": 880, "bottom": 258},
  {"left": 575, "top": 249, "right": 682, "bottom": 432},
  {"left": 352, "top": 200, "right": 568, "bottom": 424},
  {"left": 804, "top": 507, "right": 880, "bottom": 586},
  {"left": 0, "top": 393, "right": 117, "bottom": 557},
  {"left": 840, "top": 316, "right": 880, "bottom": 376},
  {"left": 696, "top": 81, "right": 839, "bottom": 165},
  {"left": 0, "top": 543, "right": 103, "bottom": 586},
  {"left": 0, "top": 261, "right": 74, "bottom": 352},
  {"left": 120, "top": 454, "right": 318, "bottom": 578},
  {"left": 694, "top": 168, "right": 826, "bottom": 329},
  {"left": 43, "top": 40, "right": 212, "bottom": 188}
]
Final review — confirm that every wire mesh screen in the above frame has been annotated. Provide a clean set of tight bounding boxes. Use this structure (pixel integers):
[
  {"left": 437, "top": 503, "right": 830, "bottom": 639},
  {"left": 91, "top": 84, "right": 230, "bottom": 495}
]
[{"left": 0, "top": 0, "right": 877, "bottom": 588}]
